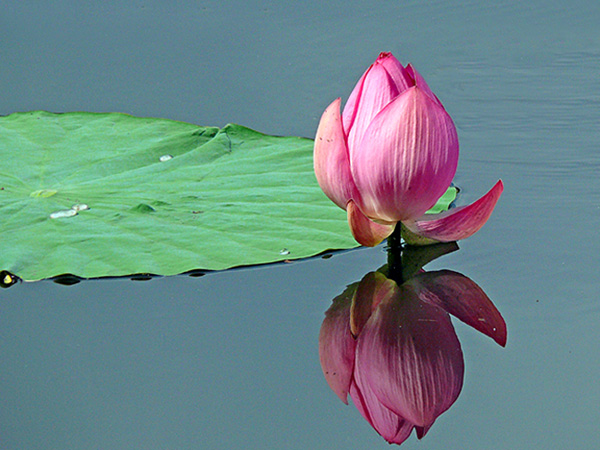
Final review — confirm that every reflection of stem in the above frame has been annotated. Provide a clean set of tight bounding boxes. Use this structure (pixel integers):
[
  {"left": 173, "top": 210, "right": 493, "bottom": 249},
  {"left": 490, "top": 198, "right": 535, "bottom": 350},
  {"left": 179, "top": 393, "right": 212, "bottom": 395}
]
[
  {"left": 387, "top": 225, "right": 404, "bottom": 284},
  {"left": 387, "top": 228, "right": 460, "bottom": 284}
]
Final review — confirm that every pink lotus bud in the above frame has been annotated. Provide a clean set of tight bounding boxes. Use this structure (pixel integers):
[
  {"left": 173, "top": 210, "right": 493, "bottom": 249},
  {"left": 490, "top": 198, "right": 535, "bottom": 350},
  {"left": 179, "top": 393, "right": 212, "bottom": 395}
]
[{"left": 314, "top": 52, "right": 502, "bottom": 247}]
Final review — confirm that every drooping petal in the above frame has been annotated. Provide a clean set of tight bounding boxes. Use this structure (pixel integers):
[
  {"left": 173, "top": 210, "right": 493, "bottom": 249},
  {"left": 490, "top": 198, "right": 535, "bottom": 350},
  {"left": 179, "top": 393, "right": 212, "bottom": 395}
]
[
  {"left": 355, "top": 284, "right": 464, "bottom": 428},
  {"left": 407, "top": 269, "right": 507, "bottom": 346},
  {"left": 318, "top": 283, "right": 359, "bottom": 404},
  {"left": 347, "top": 200, "right": 396, "bottom": 247},
  {"left": 342, "top": 52, "right": 413, "bottom": 153},
  {"left": 350, "top": 86, "right": 459, "bottom": 222},
  {"left": 314, "top": 98, "right": 359, "bottom": 209},
  {"left": 402, "top": 180, "right": 503, "bottom": 242}
]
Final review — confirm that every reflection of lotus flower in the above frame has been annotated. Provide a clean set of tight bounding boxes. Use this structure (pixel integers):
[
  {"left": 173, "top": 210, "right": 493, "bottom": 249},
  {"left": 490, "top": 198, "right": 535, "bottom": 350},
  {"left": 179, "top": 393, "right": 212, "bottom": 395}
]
[
  {"left": 314, "top": 52, "right": 503, "bottom": 246},
  {"left": 319, "top": 269, "right": 505, "bottom": 445}
]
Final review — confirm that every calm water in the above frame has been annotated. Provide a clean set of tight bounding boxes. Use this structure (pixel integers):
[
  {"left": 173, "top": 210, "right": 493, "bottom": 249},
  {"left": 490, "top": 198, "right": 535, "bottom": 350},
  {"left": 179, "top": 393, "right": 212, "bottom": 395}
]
[{"left": 1, "top": 1, "right": 599, "bottom": 449}]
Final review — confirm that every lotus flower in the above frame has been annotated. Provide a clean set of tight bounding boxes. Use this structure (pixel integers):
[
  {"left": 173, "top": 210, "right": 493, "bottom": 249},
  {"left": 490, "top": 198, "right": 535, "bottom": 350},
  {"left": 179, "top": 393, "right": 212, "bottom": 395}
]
[
  {"left": 314, "top": 52, "right": 503, "bottom": 246},
  {"left": 319, "top": 267, "right": 506, "bottom": 445}
]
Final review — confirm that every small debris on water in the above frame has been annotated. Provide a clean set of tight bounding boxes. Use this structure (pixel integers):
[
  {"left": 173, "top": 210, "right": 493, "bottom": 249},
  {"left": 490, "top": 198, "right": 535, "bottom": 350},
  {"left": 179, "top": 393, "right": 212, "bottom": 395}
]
[
  {"left": 50, "top": 209, "right": 78, "bottom": 219},
  {"left": 1, "top": 271, "right": 19, "bottom": 288},
  {"left": 72, "top": 203, "right": 89, "bottom": 211},
  {"left": 279, "top": 248, "right": 290, "bottom": 255},
  {"left": 159, "top": 154, "right": 173, "bottom": 162}
]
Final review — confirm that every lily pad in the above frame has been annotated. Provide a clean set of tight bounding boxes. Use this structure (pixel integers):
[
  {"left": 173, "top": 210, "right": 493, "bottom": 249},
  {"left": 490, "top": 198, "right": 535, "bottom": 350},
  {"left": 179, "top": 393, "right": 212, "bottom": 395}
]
[{"left": 0, "top": 111, "right": 456, "bottom": 281}]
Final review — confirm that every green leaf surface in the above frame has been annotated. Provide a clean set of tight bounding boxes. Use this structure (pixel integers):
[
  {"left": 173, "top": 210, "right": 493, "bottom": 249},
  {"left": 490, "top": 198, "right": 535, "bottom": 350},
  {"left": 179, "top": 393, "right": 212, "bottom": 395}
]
[
  {"left": 1, "top": 111, "right": 360, "bottom": 281},
  {"left": 0, "top": 111, "right": 456, "bottom": 281},
  {"left": 425, "top": 185, "right": 458, "bottom": 214}
]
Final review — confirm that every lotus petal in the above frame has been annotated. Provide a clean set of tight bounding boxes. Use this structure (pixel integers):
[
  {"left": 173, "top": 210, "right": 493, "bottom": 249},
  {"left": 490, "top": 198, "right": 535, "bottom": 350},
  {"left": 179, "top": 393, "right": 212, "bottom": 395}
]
[
  {"left": 350, "top": 87, "right": 459, "bottom": 222},
  {"left": 343, "top": 53, "right": 413, "bottom": 151},
  {"left": 318, "top": 283, "right": 358, "bottom": 404},
  {"left": 350, "top": 379, "right": 414, "bottom": 445},
  {"left": 405, "top": 64, "right": 442, "bottom": 107},
  {"left": 415, "top": 424, "right": 432, "bottom": 439},
  {"left": 403, "top": 180, "right": 503, "bottom": 242},
  {"left": 347, "top": 200, "right": 396, "bottom": 247},
  {"left": 314, "top": 98, "right": 358, "bottom": 209},
  {"left": 355, "top": 284, "right": 464, "bottom": 427},
  {"left": 350, "top": 271, "right": 398, "bottom": 337},
  {"left": 408, "top": 269, "right": 507, "bottom": 346}
]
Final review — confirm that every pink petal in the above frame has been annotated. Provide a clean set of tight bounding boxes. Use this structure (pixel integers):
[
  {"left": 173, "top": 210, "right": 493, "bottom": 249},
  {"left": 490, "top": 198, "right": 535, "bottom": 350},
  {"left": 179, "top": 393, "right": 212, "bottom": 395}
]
[
  {"left": 318, "top": 283, "right": 359, "bottom": 404},
  {"left": 377, "top": 52, "right": 414, "bottom": 94},
  {"left": 314, "top": 98, "right": 359, "bottom": 209},
  {"left": 350, "top": 87, "right": 459, "bottom": 222},
  {"left": 355, "top": 284, "right": 464, "bottom": 428},
  {"left": 350, "top": 381, "right": 414, "bottom": 445},
  {"left": 405, "top": 64, "right": 443, "bottom": 107},
  {"left": 403, "top": 180, "right": 504, "bottom": 242},
  {"left": 350, "top": 271, "right": 398, "bottom": 337},
  {"left": 346, "top": 200, "right": 396, "bottom": 247},
  {"left": 415, "top": 424, "right": 432, "bottom": 439},
  {"left": 407, "top": 270, "right": 507, "bottom": 346},
  {"left": 342, "top": 52, "right": 413, "bottom": 153}
]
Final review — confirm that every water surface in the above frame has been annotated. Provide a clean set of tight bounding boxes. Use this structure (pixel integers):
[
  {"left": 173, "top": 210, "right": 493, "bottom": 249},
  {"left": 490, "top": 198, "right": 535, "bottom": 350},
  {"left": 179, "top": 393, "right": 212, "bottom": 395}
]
[{"left": 1, "top": 1, "right": 599, "bottom": 448}]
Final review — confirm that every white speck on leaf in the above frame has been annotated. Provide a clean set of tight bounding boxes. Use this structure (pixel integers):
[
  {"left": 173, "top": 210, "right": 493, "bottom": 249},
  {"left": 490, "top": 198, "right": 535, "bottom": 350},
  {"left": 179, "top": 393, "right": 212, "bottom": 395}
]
[{"left": 50, "top": 209, "right": 78, "bottom": 219}]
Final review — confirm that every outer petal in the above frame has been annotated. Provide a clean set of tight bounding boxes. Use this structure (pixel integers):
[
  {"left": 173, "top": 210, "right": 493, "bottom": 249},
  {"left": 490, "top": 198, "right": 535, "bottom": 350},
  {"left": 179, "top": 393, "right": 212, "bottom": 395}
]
[
  {"left": 348, "top": 270, "right": 416, "bottom": 445},
  {"left": 347, "top": 200, "right": 395, "bottom": 247},
  {"left": 318, "top": 283, "right": 359, "bottom": 404},
  {"left": 351, "top": 86, "right": 459, "bottom": 222},
  {"left": 350, "top": 380, "right": 414, "bottom": 445},
  {"left": 403, "top": 180, "right": 503, "bottom": 242},
  {"left": 314, "top": 98, "right": 358, "bottom": 209},
  {"left": 355, "top": 284, "right": 464, "bottom": 428},
  {"left": 343, "top": 52, "right": 413, "bottom": 152},
  {"left": 407, "top": 269, "right": 507, "bottom": 346}
]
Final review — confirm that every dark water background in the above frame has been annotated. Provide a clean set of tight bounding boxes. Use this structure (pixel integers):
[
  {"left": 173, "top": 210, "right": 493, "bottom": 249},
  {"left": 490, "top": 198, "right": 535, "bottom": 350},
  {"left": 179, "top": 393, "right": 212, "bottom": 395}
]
[{"left": 1, "top": 1, "right": 599, "bottom": 449}]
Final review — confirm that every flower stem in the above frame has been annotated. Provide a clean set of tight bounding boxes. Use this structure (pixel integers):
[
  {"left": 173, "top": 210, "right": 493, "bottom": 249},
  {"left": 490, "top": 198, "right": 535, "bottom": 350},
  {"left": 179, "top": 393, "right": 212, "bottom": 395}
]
[{"left": 386, "top": 225, "right": 404, "bottom": 284}]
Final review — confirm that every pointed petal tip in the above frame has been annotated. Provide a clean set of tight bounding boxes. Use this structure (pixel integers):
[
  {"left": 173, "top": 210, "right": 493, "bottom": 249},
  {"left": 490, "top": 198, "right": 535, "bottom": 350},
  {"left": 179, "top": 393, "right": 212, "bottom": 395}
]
[
  {"left": 494, "top": 322, "right": 508, "bottom": 347},
  {"left": 375, "top": 51, "right": 400, "bottom": 65},
  {"left": 415, "top": 424, "right": 432, "bottom": 439},
  {"left": 498, "top": 334, "right": 508, "bottom": 348}
]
